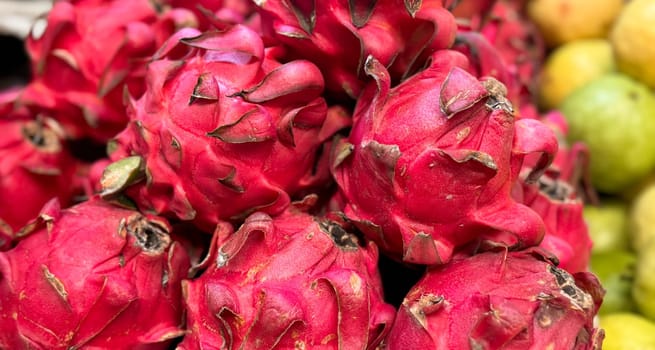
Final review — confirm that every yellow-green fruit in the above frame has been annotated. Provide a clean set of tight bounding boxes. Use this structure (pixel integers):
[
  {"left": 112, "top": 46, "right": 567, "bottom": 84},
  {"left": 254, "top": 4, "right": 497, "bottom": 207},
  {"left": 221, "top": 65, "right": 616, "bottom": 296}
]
[
  {"left": 590, "top": 251, "right": 637, "bottom": 315},
  {"left": 633, "top": 238, "right": 655, "bottom": 320},
  {"left": 629, "top": 182, "right": 655, "bottom": 253},
  {"left": 539, "top": 39, "right": 615, "bottom": 110},
  {"left": 600, "top": 313, "right": 655, "bottom": 350},
  {"left": 560, "top": 74, "right": 655, "bottom": 194},
  {"left": 527, "top": 0, "right": 624, "bottom": 47},
  {"left": 584, "top": 200, "right": 630, "bottom": 254},
  {"left": 610, "top": 0, "right": 655, "bottom": 88}
]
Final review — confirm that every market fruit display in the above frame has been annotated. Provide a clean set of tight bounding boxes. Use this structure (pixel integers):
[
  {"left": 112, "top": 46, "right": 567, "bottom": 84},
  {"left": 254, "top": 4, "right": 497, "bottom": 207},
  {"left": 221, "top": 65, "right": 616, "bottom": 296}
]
[{"left": 4, "top": 0, "right": 655, "bottom": 348}]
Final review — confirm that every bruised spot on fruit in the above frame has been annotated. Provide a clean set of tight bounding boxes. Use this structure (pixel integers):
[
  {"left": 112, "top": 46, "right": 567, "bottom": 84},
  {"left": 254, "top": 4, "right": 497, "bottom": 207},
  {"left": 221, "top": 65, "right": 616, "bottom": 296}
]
[
  {"left": 482, "top": 78, "right": 513, "bottom": 113},
  {"left": 407, "top": 293, "right": 444, "bottom": 328},
  {"left": 126, "top": 214, "right": 171, "bottom": 254},
  {"left": 319, "top": 220, "right": 359, "bottom": 250},
  {"left": 537, "top": 176, "right": 573, "bottom": 202},
  {"left": 22, "top": 120, "right": 61, "bottom": 154},
  {"left": 548, "top": 265, "right": 594, "bottom": 311},
  {"left": 42, "top": 265, "right": 69, "bottom": 303}
]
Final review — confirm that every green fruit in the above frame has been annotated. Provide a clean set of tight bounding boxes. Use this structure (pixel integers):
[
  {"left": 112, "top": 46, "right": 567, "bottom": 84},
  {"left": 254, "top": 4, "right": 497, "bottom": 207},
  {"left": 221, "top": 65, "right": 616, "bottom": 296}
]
[
  {"left": 584, "top": 200, "right": 630, "bottom": 253},
  {"left": 600, "top": 313, "right": 655, "bottom": 350},
  {"left": 590, "top": 251, "right": 637, "bottom": 315},
  {"left": 633, "top": 238, "right": 655, "bottom": 320},
  {"left": 560, "top": 74, "right": 655, "bottom": 194},
  {"left": 630, "top": 182, "right": 655, "bottom": 253}
]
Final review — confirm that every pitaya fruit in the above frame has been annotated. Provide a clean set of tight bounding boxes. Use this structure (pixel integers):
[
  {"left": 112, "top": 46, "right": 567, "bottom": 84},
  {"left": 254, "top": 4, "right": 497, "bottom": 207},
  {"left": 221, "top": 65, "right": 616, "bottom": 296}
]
[
  {"left": 254, "top": 0, "right": 458, "bottom": 100},
  {"left": 331, "top": 51, "right": 558, "bottom": 265},
  {"left": 460, "top": 0, "right": 545, "bottom": 107},
  {"left": 166, "top": 0, "right": 258, "bottom": 30},
  {"left": 386, "top": 248, "right": 605, "bottom": 349},
  {"left": 0, "top": 197, "right": 191, "bottom": 349},
  {"left": 0, "top": 117, "right": 78, "bottom": 250},
  {"left": 178, "top": 208, "right": 396, "bottom": 349},
  {"left": 18, "top": 0, "right": 197, "bottom": 142},
  {"left": 102, "top": 25, "right": 347, "bottom": 231},
  {"left": 512, "top": 110, "right": 595, "bottom": 273}
]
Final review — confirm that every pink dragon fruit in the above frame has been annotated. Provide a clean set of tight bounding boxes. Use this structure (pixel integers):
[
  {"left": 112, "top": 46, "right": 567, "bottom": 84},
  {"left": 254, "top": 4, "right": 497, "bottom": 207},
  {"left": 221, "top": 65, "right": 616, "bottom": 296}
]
[
  {"left": 18, "top": 0, "right": 197, "bottom": 142},
  {"left": 254, "top": 0, "right": 458, "bottom": 100},
  {"left": 331, "top": 51, "right": 558, "bottom": 265},
  {"left": 166, "top": 0, "right": 257, "bottom": 30},
  {"left": 0, "top": 197, "right": 190, "bottom": 349},
  {"left": 102, "top": 25, "right": 347, "bottom": 231},
  {"left": 476, "top": 0, "right": 545, "bottom": 106},
  {"left": 178, "top": 208, "right": 396, "bottom": 349},
  {"left": 512, "top": 110, "right": 595, "bottom": 273},
  {"left": 386, "top": 248, "right": 605, "bottom": 349},
  {"left": 0, "top": 117, "right": 78, "bottom": 250}
]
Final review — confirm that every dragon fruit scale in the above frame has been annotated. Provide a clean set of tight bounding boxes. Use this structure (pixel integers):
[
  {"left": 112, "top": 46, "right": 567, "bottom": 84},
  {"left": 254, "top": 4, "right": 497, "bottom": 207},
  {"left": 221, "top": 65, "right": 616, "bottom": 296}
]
[
  {"left": 385, "top": 248, "right": 605, "bottom": 349},
  {"left": 18, "top": 0, "right": 198, "bottom": 142},
  {"left": 178, "top": 208, "right": 396, "bottom": 349},
  {"left": 331, "top": 51, "right": 559, "bottom": 265},
  {"left": 254, "top": 0, "right": 458, "bottom": 100},
  {"left": 0, "top": 117, "right": 78, "bottom": 251},
  {"left": 0, "top": 197, "right": 190, "bottom": 349},
  {"left": 102, "top": 25, "right": 347, "bottom": 231}
]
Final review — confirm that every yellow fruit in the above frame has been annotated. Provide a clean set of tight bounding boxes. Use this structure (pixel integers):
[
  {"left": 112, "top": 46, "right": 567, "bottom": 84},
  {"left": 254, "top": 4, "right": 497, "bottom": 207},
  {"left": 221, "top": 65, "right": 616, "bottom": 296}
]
[
  {"left": 560, "top": 74, "right": 655, "bottom": 194},
  {"left": 527, "top": 0, "right": 624, "bottom": 47},
  {"left": 633, "top": 239, "right": 655, "bottom": 320},
  {"left": 610, "top": 0, "right": 655, "bottom": 88},
  {"left": 630, "top": 182, "right": 655, "bottom": 253},
  {"left": 539, "top": 39, "right": 615, "bottom": 110},
  {"left": 600, "top": 313, "right": 655, "bottom": 350}
]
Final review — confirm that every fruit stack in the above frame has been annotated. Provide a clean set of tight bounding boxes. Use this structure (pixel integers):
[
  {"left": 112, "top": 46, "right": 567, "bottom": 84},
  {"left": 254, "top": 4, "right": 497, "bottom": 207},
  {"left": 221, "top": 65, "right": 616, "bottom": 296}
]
[
  {"left": 527, "top": 0, "right": 655, "bottom": 349},
  {"left": 0, "top": 0, "right": 617, "bottom": 349}
]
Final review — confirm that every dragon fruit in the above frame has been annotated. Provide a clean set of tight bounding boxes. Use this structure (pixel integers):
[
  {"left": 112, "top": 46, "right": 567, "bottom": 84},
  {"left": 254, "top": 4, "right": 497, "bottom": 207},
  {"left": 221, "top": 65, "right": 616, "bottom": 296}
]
[
  {"left": 18, "top": 0, "right": 197, "bottom": 142},
  {"left": 386, "top": 248, "right": 605, "bottom": 349},
  {"left": 254, "top": 0, "right": 458, "bottom": 100},
  {"left": 474, "top": 0, "right": 545, "bottom": 106},
  {"left": 331, "top": 51, "right": 558, "bottom": 265},
  {"left": 166, "top": 0, "right": 257, "bottom": 30},
  {"left": 0, "top": 117, "right": 78, "bottom": 250},
  {"left": 102, "top": 25, "right": 346, "bottom": 231},
  {"left": 512, "top": 110, "right": 595, "bottom": 273},
  {"left": 0, "top": 197, "right": 190, "bottom": 349},
  {"left": 178, "top": 208, "right": 396, "bottom": 349}
]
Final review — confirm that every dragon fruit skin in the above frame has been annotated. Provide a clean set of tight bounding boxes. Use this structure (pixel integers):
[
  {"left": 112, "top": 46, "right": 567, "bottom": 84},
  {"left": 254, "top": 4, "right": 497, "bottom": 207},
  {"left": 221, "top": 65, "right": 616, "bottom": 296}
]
[
  {"left": 0, "top": 197, "right": 190, "bottom": 349},
  {"left": 103, "top": 25, "right": 346, "bottom": 231},
  {"left": 331, "top": 51, "right": 558, "bottom": 265},
  {"left": 166, "top": 0, "right": 257, "bottom": 30},
  {"left": 386, "top": 249, "right": 605, "bottom": 349},
  {"left": 254, "top": 0, "right": 458, "bottom": 100},
  {"left": 0, "top": 117, "right": 78, "bottom": 250},
  {"left": 178, "top": 209, "right": 396, "bottom": 349},
  {"left": 18, "top": 0, "right": 197, "bottom": 142},
  {"left": 512, "top": 110, "right": 595, "bottom": 273}
]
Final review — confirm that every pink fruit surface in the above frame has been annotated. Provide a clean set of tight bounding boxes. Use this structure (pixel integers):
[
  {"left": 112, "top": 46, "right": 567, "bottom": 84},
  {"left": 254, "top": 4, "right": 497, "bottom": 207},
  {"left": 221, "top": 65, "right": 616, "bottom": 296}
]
[
  {"left": 331, "top": 50, "right": 558, "bottom": 265},
  {"left": 386, "top": 248, "right": 604, "bottom": 349},
  {"left": 103, "top": 25, "right": 347, "bottom": 231},
  {"left": 178, "top": 208, "right": 396, "bottom": 349},
  {"left": 0, "top": 197, "right": 191, "bottom": 349}
]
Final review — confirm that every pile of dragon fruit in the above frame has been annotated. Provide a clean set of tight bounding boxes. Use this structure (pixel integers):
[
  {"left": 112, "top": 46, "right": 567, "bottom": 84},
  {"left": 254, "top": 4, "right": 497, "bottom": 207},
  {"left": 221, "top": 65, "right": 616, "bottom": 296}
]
[{"left": 0, "top": 0, "right": 606, "bottom": 348}]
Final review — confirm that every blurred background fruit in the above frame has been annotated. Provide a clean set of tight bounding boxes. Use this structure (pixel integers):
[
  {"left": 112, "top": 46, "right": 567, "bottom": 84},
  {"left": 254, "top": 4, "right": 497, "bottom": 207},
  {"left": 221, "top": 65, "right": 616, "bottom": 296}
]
[
  {"left": 584, "top": 200, "right": 630, "bottom": 254},
  {"left": 610, "top": 0, "right": 655, "bottom": 88},
  {"left": 560, "top": 74, "right": 655, "bottom": 194},
  {"left": 600, "top": 313, "right": 655, "bottom": 350},
  {"left": 526, "top": 0, "right": 623, "bottom": 47},
  {"left": 590, "top": 250, "right": 637, "bottom": 315},
  {"left": 629, "top": 181, "right": 655, "bottom": 254},
  {"left": 538, "top": 39, "right": 615, "bottom": 110}
]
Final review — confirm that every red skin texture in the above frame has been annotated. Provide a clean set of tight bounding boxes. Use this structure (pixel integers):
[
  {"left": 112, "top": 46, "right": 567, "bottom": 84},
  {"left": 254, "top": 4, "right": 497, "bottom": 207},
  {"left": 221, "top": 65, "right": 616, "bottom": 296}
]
[
  {"left": 331, "top": 50, "right": 558, "bottom": 265},
  {"left": 0, "top": 198, "right": 191, "bottom": 349},
  {"left": 110, "top": 25, "right": 347, "bottom": 231},
  {"left": 18, "top": 0, "right": 197, "bottom": 142},
  {"left": 0, "top": 118, "right": 78, "bottom": 250},
  {"left": 513, "top": 109, "right": 595, "bottom": 274},
  {"left": 254, "top": 0, "right": 458, "bottom": 100},
  {"left": 386, "top": 249, "right": 604, "bottom": 349},
  {"left": 178, "top": 209, "right": 396, "bottom": 349}
]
